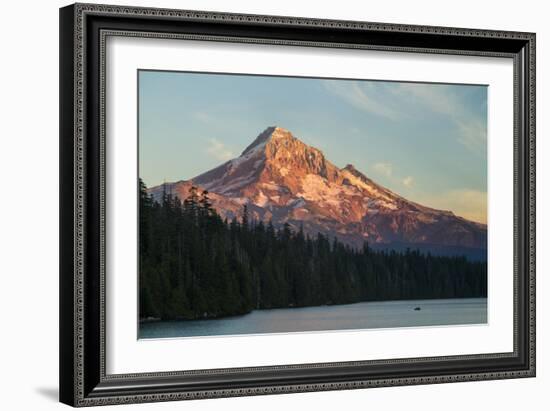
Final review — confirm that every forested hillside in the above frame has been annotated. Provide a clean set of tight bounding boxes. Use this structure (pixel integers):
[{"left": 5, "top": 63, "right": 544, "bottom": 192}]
[{"left": 139, "top": 180, "right": 487, "bottom": 321}]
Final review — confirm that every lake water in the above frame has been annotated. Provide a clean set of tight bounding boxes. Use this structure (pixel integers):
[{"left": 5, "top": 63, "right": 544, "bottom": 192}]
[{"left": 139, "top": 298, "right": 487, "bottom": 339}]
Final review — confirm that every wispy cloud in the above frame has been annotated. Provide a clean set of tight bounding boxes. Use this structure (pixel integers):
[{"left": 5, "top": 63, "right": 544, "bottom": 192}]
[
  {"left": 422, "top": 189, "right": 487, "bottom": 224},
  {"left": 206, "top": 138, "right": 234, "bottom": 161},
  {"left": 373, "top": 164, "right": 414, "bottom": 189},
  {"left": 324, "top": 80, "right": 487, "bottom": 155},
  {"left": 456, "top": 119, "right": 487, "bottom": 153},
  {"left": 192, "top": 111, "right": 211, "bottom": 122},
  {"left": 390, "top": 83, "right": 487, "bottom": 154},
  {"left": 323, "top": 81, "right": 399, "bottom": 120},
  {"left": 391, "top": 83, "right": 458, "bottom": 116},
  {"left": 372, "top": 162, "right": 393, "bottom": 177},
  {"left": 402, "top": 176, "right": 414, "bottom": 188}
]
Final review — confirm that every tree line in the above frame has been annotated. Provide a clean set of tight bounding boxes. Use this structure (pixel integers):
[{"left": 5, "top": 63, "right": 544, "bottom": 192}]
[{"left": 139, "top": 179, "right": 487, "bottom": 321}]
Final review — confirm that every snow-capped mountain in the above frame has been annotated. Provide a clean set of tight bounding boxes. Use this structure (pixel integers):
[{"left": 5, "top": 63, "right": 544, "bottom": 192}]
[{"left": 149, "top": 126, "right": 487, "bottom": 255}]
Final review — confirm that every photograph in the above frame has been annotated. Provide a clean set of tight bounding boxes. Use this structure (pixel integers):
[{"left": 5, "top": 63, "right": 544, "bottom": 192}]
[
  {"left": 137, "top": 70, "right": 488, "bottom": 339},
  {"left": 55, "top": 1, "right": 536, "bottom": 407}
]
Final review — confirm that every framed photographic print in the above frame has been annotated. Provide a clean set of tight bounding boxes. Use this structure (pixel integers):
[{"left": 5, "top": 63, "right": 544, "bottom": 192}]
[{"left": 59, "top": 3, "right": 536, "bottom": 407}]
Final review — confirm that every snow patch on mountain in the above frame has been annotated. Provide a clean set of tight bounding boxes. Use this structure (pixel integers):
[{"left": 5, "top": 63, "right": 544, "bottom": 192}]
[
  {"left": 217, "top": 173, "right": 256, "bottom": 195},
  {"left": 255, "top": 191, "right": 269, "bottom": 207},
  {"left": 261, "top": 182, "right": 284, "bottom": 191},
  {"left": 341, "top": 168, "right": 391, "bottom": 200}
]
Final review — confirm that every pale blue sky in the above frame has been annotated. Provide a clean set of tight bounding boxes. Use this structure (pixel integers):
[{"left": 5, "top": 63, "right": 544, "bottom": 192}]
[{"left": 139, "top": 70, "right": 487, "bottom": 223}]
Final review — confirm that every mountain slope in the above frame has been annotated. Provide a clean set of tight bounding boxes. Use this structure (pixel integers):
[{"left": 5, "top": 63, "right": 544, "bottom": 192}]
[{"left": 151, "top": 126, "right": 487, "bottom": 254}]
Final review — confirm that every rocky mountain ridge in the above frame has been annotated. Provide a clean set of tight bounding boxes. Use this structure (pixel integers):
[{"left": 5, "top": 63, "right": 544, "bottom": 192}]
[{"left": 149, "top": 126, "right": 487, "bottom": 255}]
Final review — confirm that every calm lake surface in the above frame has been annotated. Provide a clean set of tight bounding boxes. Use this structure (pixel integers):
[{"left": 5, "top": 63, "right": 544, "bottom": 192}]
[{"left": 139, "top": 298, "right": 487, "bottom": 339}]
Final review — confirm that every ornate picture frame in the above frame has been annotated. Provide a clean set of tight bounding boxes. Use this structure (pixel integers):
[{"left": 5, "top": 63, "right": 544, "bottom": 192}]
[{"left": 59, "top": 3, "right": 535, "bottom": 407}]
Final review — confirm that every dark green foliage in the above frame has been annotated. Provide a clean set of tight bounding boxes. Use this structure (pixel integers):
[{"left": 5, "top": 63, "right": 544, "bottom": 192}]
[{"left": 139, "top": 179, "right": 487, "bottom": 320}]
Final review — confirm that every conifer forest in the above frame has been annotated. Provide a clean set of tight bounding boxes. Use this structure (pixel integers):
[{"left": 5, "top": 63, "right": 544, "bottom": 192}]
[{"left": 139, "top": 180, "right": 487, "bottom": 321}]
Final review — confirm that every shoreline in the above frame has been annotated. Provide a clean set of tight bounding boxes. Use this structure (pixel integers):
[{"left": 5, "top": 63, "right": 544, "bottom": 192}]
[{"left": 139, "top": 296, "right": 488, "bottom": 324}]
